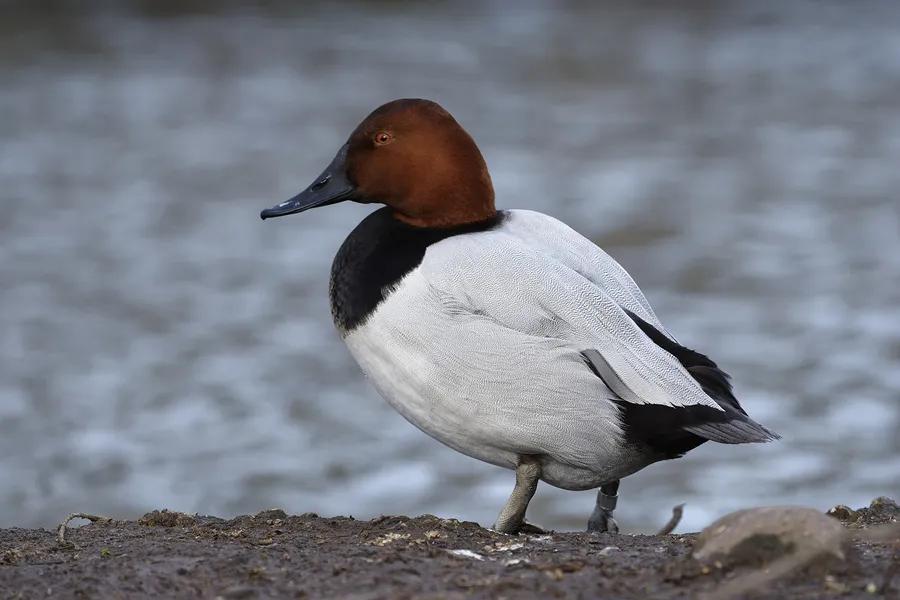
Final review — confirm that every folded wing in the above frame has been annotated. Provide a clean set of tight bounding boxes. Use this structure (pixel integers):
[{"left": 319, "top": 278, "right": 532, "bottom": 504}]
[{"left": 425, "top": 215, "right": 780, "bottom": 456}]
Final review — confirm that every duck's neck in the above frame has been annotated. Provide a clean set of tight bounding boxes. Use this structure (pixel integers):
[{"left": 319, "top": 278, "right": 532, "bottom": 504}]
[
  {"left": 392, "top": 205, "right": 497, "bottom": 229},
  {"left": 391, "top": 182, "right": 497, "bottom": 229}
]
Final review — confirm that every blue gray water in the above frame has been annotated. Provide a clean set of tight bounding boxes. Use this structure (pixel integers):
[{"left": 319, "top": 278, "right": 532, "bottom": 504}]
[{"left": 1, "top": 1, "right": 898, "bottom": 534}]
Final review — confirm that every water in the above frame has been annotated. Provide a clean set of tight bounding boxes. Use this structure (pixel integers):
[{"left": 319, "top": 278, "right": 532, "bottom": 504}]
[{"left": 1, "top": 0, "right": 898, "bottom": 534}]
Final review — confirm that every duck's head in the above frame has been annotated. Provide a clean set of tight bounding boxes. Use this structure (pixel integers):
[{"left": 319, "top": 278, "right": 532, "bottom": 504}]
[{"left": 260, "top": 99, "right": 496, "bottom": 228}]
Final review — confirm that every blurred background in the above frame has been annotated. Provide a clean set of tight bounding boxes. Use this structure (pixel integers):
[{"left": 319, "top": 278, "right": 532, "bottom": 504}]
[{"left": 1, "top": 0, "right": 898, "bottom": 534}]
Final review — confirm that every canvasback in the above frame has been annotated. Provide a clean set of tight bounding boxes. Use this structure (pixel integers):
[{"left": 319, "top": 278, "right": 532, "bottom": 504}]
[{"left": 260, "top": 99, "right": 780, "bottom": 534}]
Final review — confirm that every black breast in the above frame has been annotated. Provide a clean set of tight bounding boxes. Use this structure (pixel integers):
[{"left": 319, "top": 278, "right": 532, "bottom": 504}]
[{"left": 328, "top": 207, "right": 505, "bottom": 334}]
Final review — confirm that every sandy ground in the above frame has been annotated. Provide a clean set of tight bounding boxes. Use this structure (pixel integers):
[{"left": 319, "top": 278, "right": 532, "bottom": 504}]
[{"left": 1, "top": 502, "right": 897, "bottom": 600}]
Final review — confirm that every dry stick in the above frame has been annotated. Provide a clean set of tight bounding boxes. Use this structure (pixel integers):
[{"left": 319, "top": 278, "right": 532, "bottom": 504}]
[
  {"left": 657, "top": 503, "right": 685, "bottom": 535},
  {"left": 57, "top": 513, "right": 111, "bottom": 547}
]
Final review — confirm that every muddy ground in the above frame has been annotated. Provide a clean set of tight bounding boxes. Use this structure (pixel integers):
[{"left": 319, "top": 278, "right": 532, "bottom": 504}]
[{"left": 1, "top": 501, "right": 897, "bottom": 600}]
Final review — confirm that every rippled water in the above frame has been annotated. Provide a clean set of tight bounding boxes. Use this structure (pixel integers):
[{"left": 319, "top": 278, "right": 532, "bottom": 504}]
[{"left": 1, "top": 1, "right": 898, "bottom": 533}]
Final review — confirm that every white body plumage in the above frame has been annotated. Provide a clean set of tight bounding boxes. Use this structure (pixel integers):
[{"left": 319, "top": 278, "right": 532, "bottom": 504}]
[{"left": 341, "top": 210, "right": 735, "bottom": 490}]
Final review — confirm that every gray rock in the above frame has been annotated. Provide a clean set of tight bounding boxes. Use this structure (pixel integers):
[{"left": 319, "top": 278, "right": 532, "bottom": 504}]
[{"left": 691, "top": 506, "right": 851, "bottom": 569}]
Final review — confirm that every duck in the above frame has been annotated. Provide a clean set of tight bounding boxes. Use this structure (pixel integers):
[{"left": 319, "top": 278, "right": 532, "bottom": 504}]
[{"left": 260, "top": 98, "right": 780, "bottom": 535}]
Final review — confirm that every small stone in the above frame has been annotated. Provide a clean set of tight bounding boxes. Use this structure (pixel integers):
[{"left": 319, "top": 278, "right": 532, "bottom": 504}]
[
  {"left": 491, "top": 540, "right": 525, "bottom": 552},
  {"left": 215, "top": 585, "right": 258, "bottom": 599},
  {"left": 446, "top": 548, "right": 485, "bottom": 561},
  {"left": 692, "top": 506, "right": 851, "bottom": 570},
  {"left": 822, "top": 575, "right": 848, "bottom": 593},
  {"left": 255, "top": 508, "right": 288, "bottom": 521},
  {"left": 370, "top": 532, "right": 410, "bottom": 546},
  {"left": 826, "top": 505, "right": 857, "bottom": 522},
  {"left": 138, "top": 509, "right": 198, "bottom": 528},
  {"left": 869, "top": 496, "right": 899, "bottom": 515},
  {"left": 1, "top": 548, "right": 21, "bottom": 564},
  {"left": 196, "top": 515, "right": 228, "bottom": 527}
]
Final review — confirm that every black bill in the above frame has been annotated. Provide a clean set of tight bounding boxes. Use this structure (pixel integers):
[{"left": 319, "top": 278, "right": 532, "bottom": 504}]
[{"left": 260, "top": 144, "right": 356, "bottom": 220}]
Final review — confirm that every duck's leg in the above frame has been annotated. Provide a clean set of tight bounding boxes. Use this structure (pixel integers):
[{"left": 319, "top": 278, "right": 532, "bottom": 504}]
[
  {"left": 587, "top": 480, "right": 620, "bottom": 533},
  {"left": 492, "top": 456, "right": 545, "bottom": 534}
]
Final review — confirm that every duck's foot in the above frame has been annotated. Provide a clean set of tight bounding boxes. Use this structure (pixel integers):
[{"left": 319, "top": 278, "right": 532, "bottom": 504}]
[
  {"left": 519, "top": 520, "right": 549, "bottom": 535},
  {"left": 587, "top": 508, "right": 619, "bottom": 534},
  {"left": 492, "top": 457, "right": 541, "bottom": 534},
  {"left": 491, "top": 519, "right": 548, "bottom": 535},
  {"left": 587, "top": 480, "right": 620, "bottom": 534}
]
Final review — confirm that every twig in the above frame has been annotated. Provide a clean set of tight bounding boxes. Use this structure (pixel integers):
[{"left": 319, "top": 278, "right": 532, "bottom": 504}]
[
  {"left": 57, "top": 513, "right": 111, "bottom": 547},
  {"left": 657, "top": 503, "right": 685, "bottom": 535}
]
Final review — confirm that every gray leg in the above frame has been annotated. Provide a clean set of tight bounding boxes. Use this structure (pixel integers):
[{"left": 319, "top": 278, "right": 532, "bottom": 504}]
[
  {"left": 492, "top": 457, "right": 543, "bottom": 534},
  {"left": 587, "top": 480, "right": 620, "bottom": 534}
]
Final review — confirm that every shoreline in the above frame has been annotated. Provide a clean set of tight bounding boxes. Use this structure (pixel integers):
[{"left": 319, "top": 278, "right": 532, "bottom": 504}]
[{"left": 1, "top": 499, "right": 897, "bottom": 599}]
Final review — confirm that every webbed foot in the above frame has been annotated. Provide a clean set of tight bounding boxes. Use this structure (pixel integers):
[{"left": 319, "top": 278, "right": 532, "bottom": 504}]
[
  {"left": 587, "top": 480, "right": 620, "bottom": 534},
  {"left": 587, "top": 508, "right": 619, "bottom": 534}
]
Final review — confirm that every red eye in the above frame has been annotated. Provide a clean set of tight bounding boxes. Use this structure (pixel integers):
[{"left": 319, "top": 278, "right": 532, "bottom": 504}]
[{"left": 374, "top": 132, "right": 392, "bottom": 145}]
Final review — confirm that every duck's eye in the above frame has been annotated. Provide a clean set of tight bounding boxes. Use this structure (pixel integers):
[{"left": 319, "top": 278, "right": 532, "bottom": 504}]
[{"left": 374, "top": 132, "right": 393, "bottom": 145}]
